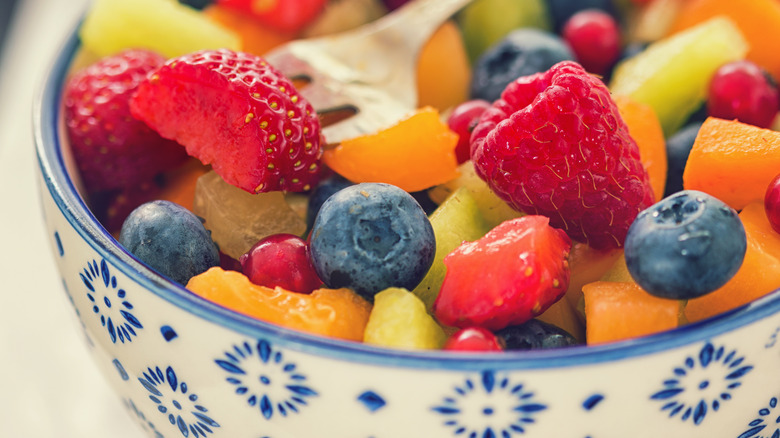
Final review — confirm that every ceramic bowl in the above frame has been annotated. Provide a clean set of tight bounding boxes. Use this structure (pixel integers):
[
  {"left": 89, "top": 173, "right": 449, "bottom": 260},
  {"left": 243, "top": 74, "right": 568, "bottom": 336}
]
[{"left": 35, "top": 26, "right": 780, "bottom": 438}]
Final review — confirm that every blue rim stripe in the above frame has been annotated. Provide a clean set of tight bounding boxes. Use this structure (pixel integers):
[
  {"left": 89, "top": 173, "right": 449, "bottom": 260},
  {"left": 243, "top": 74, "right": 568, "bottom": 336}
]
[{"left": 33, "top": 23, "right": 780, "bottom": 371}]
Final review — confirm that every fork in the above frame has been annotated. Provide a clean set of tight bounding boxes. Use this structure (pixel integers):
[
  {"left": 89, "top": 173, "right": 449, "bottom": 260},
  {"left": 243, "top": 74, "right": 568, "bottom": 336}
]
[{"left": 264, "top": 0, "right": 474, "bottom": 144}]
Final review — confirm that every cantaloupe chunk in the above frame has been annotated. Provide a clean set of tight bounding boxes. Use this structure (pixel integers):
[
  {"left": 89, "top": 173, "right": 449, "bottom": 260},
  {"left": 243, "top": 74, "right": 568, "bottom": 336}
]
[
  {"left": 614, "top": 96, "right": 668, "bottom": 202},
  {"left": 416, "top": 21, "right": 471, "bottom": 112},
  {"left": 669, "top": 0, "right": 780, "bottom": 81},
  {"left": 562, "top": 242, "right": 624, "bottom": 325},
  {"left": 322, "top": 107, "right": 459, "bottom": 192},
  {"left": 683, "top": 117, "right": 780, "bottom": 211},
  {"left": 583, "top": 281, "right": 683, "bottom": 344},
  {"left": 187, "top": 267, "right": 371, "bottom": 341},
  {"left": 684, "top": 202, "right": 780, "bottom": 322}
]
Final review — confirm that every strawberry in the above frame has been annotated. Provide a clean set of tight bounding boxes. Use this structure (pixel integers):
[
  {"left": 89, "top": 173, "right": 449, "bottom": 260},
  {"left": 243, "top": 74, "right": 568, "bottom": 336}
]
[
  {"left": 470, "top": 61, "right": 655, "bottom": 249},
  {"left": 216, "top": 0, "right": 327, "bottom": 33},
  {"left": 130, "top": 49, "right": 323, "bottom": 194},
  {"left": 63, "top": 48, "right": 188, "bottom": 193},
  {"left": 433, "top": 215, "right": 571, "bottom": 331}
]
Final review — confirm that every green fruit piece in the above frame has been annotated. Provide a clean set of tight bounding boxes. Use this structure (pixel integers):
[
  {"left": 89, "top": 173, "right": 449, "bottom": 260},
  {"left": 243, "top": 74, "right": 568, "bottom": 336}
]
[
  {"left": 412, "top": 187, "right": 491, "bottom": 310},
  {"left": 429, "top": 161, "right": 522, "bottom": 229},
  {"left": 364, "top": 288, "right": 447, "bottom": 350},
  {"left": 609, "top": 16, "right": 748, "bottom": 136},
  {"left": 79, "top": 0, "right": 240, "bottom": 58},
  {"left": 457, "top": 0, "right": 552, "bottom": 62}
]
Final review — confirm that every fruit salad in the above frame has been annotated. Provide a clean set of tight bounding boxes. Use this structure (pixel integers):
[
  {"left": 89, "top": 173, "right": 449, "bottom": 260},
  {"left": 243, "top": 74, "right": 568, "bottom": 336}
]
[{"left": 63, "top": 0, "right": 780, "bottom": 352}]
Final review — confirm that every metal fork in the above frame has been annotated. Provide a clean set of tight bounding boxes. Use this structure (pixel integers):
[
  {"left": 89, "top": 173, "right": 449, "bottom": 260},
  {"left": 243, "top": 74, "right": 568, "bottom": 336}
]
[{"left": 264, "top": 0, "right": 474, "bottom": 144}]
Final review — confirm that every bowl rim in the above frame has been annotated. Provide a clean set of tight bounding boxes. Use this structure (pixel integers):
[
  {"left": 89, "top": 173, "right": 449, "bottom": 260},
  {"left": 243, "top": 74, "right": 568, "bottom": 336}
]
[{"left": 34, "top": 25, "right": 780, "bottom": 371}]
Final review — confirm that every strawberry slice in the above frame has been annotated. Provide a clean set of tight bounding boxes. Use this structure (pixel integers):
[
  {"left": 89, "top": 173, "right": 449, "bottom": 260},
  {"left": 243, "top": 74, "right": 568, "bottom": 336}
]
[
  {"left": 130, "top": 49, "right": 323, "bottom": 194},
  {"left": 216, "top": 0, "right": 327, "bottom": 33},
  {"left": 433, "top": 215, "right": 571, "bottom": 331}
]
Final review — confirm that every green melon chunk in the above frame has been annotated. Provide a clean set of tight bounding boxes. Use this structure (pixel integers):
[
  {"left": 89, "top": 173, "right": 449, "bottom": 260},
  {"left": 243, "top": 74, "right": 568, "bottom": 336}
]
[
  {"left": 457, "top": 0, "right": 552, "bottom": 62},
  {"left": 79, "top": 0, "right": 240, "bottom": 58},
  {"left": 429, "top": 161, "right": 523, "bottom": 229},
  {"left": 363, "top": 288, "right": 447, "bottom": 350},
  {"left": 609, "top": 16, "right": 748, "bottom": 136},
  {"left": 412, "top": 187, "right": 491, "bottom": 310}
]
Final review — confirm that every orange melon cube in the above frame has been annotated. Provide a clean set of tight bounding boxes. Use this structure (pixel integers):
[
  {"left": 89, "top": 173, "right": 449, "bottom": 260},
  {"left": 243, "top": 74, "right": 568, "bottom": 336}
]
[
  {"left": 187, "top": 267, "right": 372, "bottom": 341},
  {"left": 323, "top": 107, "right": 460, "bottom": 192},
  {"left": 416, "top": 21, "right": 471, "bottom": 112},
  {"left": 669, "top": 0, "right": 780, "bottom": 81},
  {"left": 684, "top": 201, "right": 780, "bottom": 322},
  {"left": 683, "top": 117, "right": 780, "bottom": 210},
  {"left": 583, "top": 281, "right": 683, "bottom": 344},
  {"left": 615, "top": 95, "right": 668, "bottom": 202},
  {"left": 562, "top": 242, "right": 624, "bottom": 325},
  {"left": 203, "top": 4, "right": 295, "bottom": 56}
]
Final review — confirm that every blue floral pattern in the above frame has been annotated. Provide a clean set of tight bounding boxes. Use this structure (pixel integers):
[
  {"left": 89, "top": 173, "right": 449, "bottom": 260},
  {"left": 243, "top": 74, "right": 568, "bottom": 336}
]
[
  {"left": 215, "top": 339, "right": 318, "bottom": 420},
  {"left": 139, "top": 366, "right": 219, "bottom": 437},
  {"left": 432, "top": 370, "right": 547, "bottom": 436},
  {"left": 80, "top": 258, "right": 143, "bottom": 343},
  {"left": 651, "top": 342, "right": 753, "bottom": 425},
  {"left": 739, "top": 397, "right": 780, "bottom": 438},
  {"left": 124, "top": 398, "right": 164, "bottom": 438}
]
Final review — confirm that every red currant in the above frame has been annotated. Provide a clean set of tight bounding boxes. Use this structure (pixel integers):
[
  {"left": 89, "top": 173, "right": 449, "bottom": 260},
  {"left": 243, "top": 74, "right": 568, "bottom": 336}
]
[
  {"left": 443, "top": 327, "right": 504, "bottom": 352},
  {"left": 239, "top": 234, "right": 323, "bottom": 293},
  {"left": 561, "top": 9, "right": 621, "bottom": 76},
  {"left": 765, "top": 173, "right": 780, "bottom": 234},
  {"left": 708, "top": 60, "right": 780, "bottom": 129},
  {"left": 447, "top": 99, "right": 491, "bottom": 164}
]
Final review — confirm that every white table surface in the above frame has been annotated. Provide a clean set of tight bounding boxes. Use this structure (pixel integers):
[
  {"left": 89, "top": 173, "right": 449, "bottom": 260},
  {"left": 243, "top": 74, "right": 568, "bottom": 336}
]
[{"left": 0, "top": 0, "right": 142, "bottom": 436}]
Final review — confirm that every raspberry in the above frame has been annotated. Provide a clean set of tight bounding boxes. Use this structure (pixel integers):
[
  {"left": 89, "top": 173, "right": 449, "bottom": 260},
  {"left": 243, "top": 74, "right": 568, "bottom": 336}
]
[
  {"left": 131, "top": 49, "right": 323, "bottom": 194},
  {"left": 63, "top": 48, "right": 188, "bottom": 193},
  {"left": 470, "top": 61, "right": 654, "bottom": 249}
]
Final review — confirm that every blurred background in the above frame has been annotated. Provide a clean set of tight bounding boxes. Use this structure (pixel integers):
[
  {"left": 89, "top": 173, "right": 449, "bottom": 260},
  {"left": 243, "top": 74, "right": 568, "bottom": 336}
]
[{"left": 0, "top": 0, "right": 141, "bottom": 436}]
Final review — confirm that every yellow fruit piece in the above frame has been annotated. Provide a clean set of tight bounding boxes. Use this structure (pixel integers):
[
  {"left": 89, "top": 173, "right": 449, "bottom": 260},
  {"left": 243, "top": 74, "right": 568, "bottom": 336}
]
[
  {"left": 323, "top": 107, "right": 460, "bottom": 192},
  {"left": 614, "top": 96, "right": 667, "bottom": 202},
  {"left": 79, "top": 0, "right": 240, "bottom": 58},
  {"left": 187, "top": 267, "right": 371, "bottom": 342},
  {"left": 683, "top": 117, "right": 780, "bottom": 211},
  {"left": 583, "top": 281, "right": 683, "bottom": 345},
  {"left": 684, "top": 202, "right": 780, "bottom": 322},
  {"left": 364, "top": 288, "right": 447, "bottom": 350},
  {"left": 416, "top": 21, "right": 471, "bottom": 112}
]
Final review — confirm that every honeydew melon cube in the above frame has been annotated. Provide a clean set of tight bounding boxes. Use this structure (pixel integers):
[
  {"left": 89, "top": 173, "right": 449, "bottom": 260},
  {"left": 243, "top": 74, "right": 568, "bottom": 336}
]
[
  {"left": 79, "top": 0, "right": 240, "bottom": 58},
  {"left": 363, "top": 288, "right": 447, "bottom": 350},
  {"left": 412, "top": 187, "right": 491, "bottom": 310},
  {"left": 609, "top": 16, "right": 748, "bottom": 136}
]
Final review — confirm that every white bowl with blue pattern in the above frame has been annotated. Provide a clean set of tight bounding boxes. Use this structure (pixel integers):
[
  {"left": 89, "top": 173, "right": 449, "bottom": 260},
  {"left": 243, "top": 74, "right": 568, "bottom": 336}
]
[{"left": 34, "top": 28, "right": 780, "bottom": 438}]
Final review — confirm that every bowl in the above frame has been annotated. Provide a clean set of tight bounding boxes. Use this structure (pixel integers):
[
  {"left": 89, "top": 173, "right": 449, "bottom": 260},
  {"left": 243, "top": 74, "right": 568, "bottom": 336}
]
[{"left": 35, "top": 24, "right": 780, "bottom": 438}]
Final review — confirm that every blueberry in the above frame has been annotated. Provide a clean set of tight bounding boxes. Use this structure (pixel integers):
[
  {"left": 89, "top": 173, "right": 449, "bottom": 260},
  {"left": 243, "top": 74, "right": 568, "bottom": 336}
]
[
  {"left": 305, "top": 174, "right": 354, "bottom": 230},
  {"left": 624, "top": 190, "right": 747, "bottom": 300},
  {"left": 495, "top": 319, "right": 579, "bottom": 350},
  {"left": 119, "top": 200, "right": 220, "bottom": 285},
  {"left": 546, "top": 0, "right": 619, "bottom": 31},
  {"left": 664, "top": 122, "right": 703, "bottom": 197},
  {"left": 177, "top": 0, "right": 213, "bottom": 10},
  {"left": 309, "top": 183, "right": 436, "bottom": 300},
  {"left": 470, "top": 28, "right": 574, "bottom": 102}
]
